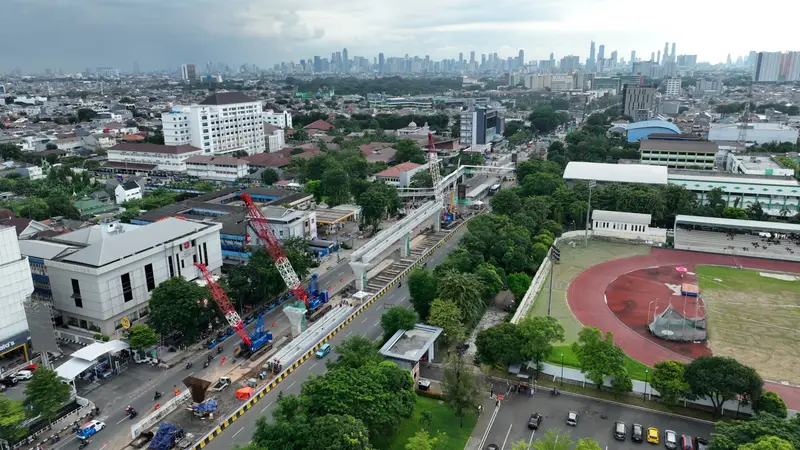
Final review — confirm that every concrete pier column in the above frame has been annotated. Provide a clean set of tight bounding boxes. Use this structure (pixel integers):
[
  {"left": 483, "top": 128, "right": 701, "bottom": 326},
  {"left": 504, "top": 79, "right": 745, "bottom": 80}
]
[
  {"left": 349, "top": 261, "right": 369, "bottom": 291},
  {"left": 400, "top": 233, "right": 412, "bottom": 258},
  {"left": 282, "top": 301, "right": 307, "bottom": 338},
  {"left": 434, "top": 213, "right": 441, "bottom": 232}
]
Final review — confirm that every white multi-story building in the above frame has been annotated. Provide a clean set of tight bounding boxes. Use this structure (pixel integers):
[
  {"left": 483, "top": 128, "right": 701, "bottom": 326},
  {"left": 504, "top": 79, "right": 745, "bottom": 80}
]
[
  {"left": 0, "top": 226, "right": 33, "bottom": 358},
  {"left": 664, "top": 76, "right": 681, "bottom": 97},
  {"left": 18, "top": 219, "right": 223, "bottom": 335},
  {"left": 709, "top": 123, "right": 799, "bottom": 145},
  {"left": 15, "top": 165, "right": 43, "bottom": 180},
  {"left": 185, "top": 155, "right": 249, "bottom": 182},
  {"left": 753, "top": 52, "right": 782, "bottom": 82},
  {"left": 114, "top": 179, "right": 143, "bottom": 204},
  {"left": 106, "top": 143, "right": 204, "bottom": 172},
  {"left": 263, "top": 124, "right": 286, "bottom": 152},
  {"left": 254, "top": 207, "right": 317, "bottom": 242},
  {"left": 162, "top": 92, "right": 266, "bottom": 156},
  {"left": 263, "top": 110, "right": 292, "bottom": 129},
  {"left": 181, "top": 64, "right": 197, "bottom": 82}
]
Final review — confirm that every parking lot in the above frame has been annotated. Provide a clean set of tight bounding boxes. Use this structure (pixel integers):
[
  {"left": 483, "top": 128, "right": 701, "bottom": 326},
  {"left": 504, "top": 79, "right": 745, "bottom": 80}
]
[{"left": 480, "top": 388, "right": 714, "bottom": 450}]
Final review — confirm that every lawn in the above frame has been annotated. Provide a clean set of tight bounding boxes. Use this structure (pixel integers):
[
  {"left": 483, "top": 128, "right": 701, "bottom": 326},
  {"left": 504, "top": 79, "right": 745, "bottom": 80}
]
[
  {"left": 375, "top": 396, "right": 477, "bottom": 450},
  {"left": 696, "top": 265, "right": 800, "bottom": 384},
  {"left": 546, "top": 345, "right": 651, "bottom": 382}
]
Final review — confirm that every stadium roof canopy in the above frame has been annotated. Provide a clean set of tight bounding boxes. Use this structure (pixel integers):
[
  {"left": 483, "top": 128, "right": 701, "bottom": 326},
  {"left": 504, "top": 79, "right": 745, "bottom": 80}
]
[
  {"left": 593, "top": 210, "right": 652, "bottom": 225},
  {"left": 563, "top": 162, "right": 668, "bottom": 185},
  {"left": 675, "top": 215, "right": 800, "bottom": 233}
]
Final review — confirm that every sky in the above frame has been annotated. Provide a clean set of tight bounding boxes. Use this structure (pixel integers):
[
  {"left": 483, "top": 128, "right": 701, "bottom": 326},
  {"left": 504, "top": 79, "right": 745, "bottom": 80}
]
[{"left": 3, "top": 0, "right": 800, "bottom": 73}]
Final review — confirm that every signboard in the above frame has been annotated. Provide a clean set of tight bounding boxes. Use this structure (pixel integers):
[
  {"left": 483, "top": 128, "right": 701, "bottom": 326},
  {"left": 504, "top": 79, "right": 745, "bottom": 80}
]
[
  {"left": 120, "top": 317, "right": 131, "bottom": 329},
  {"left": 0, "top": 331, "right": 31, "bottom": 356},
  {"left": 183, "top": 242, "right": 191, "bottom": 250}
]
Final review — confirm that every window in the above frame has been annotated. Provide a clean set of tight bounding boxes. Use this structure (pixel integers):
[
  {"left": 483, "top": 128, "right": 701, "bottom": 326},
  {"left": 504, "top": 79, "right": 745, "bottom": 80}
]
[
  {"left": 180, "top": 259, "right": 185, "bottom": 269},
  {"left": 144, "top": 263, "right": 156, "bottom": 291},
  {"left": 71, "top": 279, "right": 82, "bottom": 308},
  {"left": 202, "top": 242, "right": 209, "bottom": 266},
  {"left": 168, "top": 255, "right": 175, "bottom": 278},
  {"left": 121, "top": 273, "right": 133, "bottom": 302}
]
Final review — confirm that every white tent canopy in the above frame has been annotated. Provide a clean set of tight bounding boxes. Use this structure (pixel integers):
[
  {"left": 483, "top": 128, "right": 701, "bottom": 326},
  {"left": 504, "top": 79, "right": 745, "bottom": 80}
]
[
  {"left": 70, "top": 340, "right": 130, "bottom": 361},
  {"left": 55, "top": 358, "right": 95, "bottom": 381}
]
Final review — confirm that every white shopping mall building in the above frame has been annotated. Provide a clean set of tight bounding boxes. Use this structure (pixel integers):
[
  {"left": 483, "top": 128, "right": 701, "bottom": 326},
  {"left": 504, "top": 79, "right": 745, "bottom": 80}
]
[{"left": 0, "top": 226, "right": 33, "bottom": 361}]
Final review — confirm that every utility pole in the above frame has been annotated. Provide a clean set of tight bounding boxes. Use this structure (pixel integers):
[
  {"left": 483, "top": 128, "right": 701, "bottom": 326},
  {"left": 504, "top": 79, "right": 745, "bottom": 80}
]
[
  {"left": 547, "top": 245, "right": 561, "bottom": 316},
  {"left": 584, "top": 180, "right": 596, "bottom": 248}
]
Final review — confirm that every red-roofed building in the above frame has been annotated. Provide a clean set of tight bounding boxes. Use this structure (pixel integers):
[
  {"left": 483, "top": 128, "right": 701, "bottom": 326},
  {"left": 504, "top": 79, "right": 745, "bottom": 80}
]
[
  {"left": 374, "top": 162, "right": 426, "bottom": 187},
  {"left": 359, "top": 142, "right": 397, "bottom": 164},
  {"left": 304, "top": 120, "right": 334, "bottom": 132}
]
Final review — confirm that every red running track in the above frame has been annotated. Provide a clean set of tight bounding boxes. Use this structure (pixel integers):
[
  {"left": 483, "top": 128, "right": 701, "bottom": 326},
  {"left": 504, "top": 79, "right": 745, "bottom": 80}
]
[{"left": 567, "top": 247, "right": 800, "bottom": 410}]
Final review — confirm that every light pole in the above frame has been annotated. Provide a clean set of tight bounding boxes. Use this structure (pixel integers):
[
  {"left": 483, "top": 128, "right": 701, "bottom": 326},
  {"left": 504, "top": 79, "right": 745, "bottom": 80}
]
[
  {"left": 584, "top": 180, "right": 596, "bottom": 248},
  {"left": 560, "top": 353, "right": 564, "bottom": 387},
  {"left": 644, "top": 369, "right": 649, "bottom": 400}
]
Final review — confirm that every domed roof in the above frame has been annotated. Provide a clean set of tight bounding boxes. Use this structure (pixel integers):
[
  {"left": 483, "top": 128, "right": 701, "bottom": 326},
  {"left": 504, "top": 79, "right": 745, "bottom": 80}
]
[{"left": 408, "top": 121, "right": 417, "bottom": 128}]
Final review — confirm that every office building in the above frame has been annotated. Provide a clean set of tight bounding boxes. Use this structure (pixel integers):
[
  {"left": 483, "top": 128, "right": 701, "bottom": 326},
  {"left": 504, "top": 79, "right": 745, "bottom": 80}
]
[
  {"left": 695, "top": 79, "right": 723, "bottom": 97},
  {"left": 639, "top": 138, "right": 718, "bottom": 170},
  {"left": 622, "top": 86, "right": 655, "bottom": 122},
  {"left": 460, "top": 106, "right": 504, "bottom": 146},
  {"left": 106, "top": 143, "right": 204, "bottom": 172},
  {"left": 780, "top": 51, "right": 800, "bottom": 82},
  {"left": 181, "top": 64, "right": 197, "bottom": 82},
  {"left": 263, "top": 124, "right": 286, "bottom": 152},
  {"left": 663, "top": 43, "right": 670, "bottom": 64},
  {"left": 664, "top": 76, "right": 681, "bottom": 97},
  {"left": 560, "top": 55, "right": 580, "bottom": 71},
  {"left": 630, "top": 51, "right": 636, "bottom": 64},
  {"left": 162, "top": 92, "right": 266, "bottom": 155},
  {"left": 379, "top": 53, "right": 385, "bottom": 72},
  {"left": 0, "top": 226, "right": 33, "bottom": 359},
  {"left": 753, "top": 52, "right": 782, "bottom": 82},
  {"left": 598, "top": 45, "right": 605, "bottom": 60},
  {"left": 263, "top": 109, "right": 292, "bottom": 129},
  {"left": 671, "top": 43, "right": 676, "bottom": 62},
  {"left": 185, "top": 156, "right": 250, "bottom": 182},
  {"left": 18, "top": 219, "right": 223, "bottom": 335},
  {"left": 589, "top": 41, "right": 596, "bottom": 70},
  {"left": 519, "top": 49, "right": 525, "bottom": 67}
]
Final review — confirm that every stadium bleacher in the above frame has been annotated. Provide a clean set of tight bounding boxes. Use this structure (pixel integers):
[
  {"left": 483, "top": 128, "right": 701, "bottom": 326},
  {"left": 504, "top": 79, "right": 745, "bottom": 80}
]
[{"left": 674, "top": 228, "right": 800, "bottom": 263}]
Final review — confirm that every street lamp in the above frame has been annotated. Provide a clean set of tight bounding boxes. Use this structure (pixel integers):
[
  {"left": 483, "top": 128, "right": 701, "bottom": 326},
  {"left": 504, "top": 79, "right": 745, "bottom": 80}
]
[
  {"left": 560, "top": 353, "right": 564, "bottom": 387},
  {"left": 644, "top": 369, "right": 649, "bottom": 400}
]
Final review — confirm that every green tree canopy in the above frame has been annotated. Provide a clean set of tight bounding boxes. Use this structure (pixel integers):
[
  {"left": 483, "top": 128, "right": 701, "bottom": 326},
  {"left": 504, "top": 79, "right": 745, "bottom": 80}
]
[
  {"left": 739, "top": 436, "right": 796, "bottom": 450},
  {"left": 405, "top": 431, "right": 446, "bottom": 450},
  {"left": 441, "top": 354, "right": 483, "bottom": 427},
  {"left": 0, "top": 395, "right": 27, "bottom": 442},
  {"left": 358, "top": 182, "right": 401, "bottom": 235},
  {"left": 436, "top": 269, "right": 484, "bottom": 322},
  {"left": 507, "top": 272, "right": 532, "bottom": 302},
  {"left": 410, "top": 170, "right": 433, "bottom": 188},
  {"left": 393, "top": 139, "right": 426, "bottom": 164},
  {"left": 754, "top": 391, "right": 788, "bottom": 419},
  {"left": 531, "top": 429, "right": 573, "bottom": 450},
  {"left": 23, "top": 368, "right": 71, "bottom": 423},
  {"left": 427, "top": 299, "right": 466, "bottom": 345},
  {"left": 517, "top": 316, "right": 565, "bottom": 374},
  {"left": 475, "top": 322, "right": 522, "bottom": 366},
  {"left": 571, "top": 327, "right": 626, "bottom": 389},
  {"left": 148, "top": 277, "right": 215, "bottom": 342},
  {"left": 684, "top": 356, "right": 763, "bottom": 419},
  {"left": 712, "top": 413, "right": 800, "bottom": 450},
  {"left": 260, "top": 168, "right": 280, "bottom": 185},
  {"left": 328, "top": 335, "right": 385, "bottom": 371},
  {"left": 408, "top": 268, "right": 438, "bottom": 320},
  {"left": 474, "top": 263, "right": 504, "bottom": 300},
  {"left": 380, "top": 306, "right": 417, "bottom": 340},
  {"left": 651, "top": 360, "right": 690, "bottom": 405},
  {"left": 127, "top": 324, "right": 159, "bottom": 350}
]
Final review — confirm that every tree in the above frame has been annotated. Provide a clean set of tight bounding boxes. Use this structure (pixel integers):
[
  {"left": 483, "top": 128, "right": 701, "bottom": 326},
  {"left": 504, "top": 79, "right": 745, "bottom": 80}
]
[
  {"left": 739, "top": 436, "right": 795, "bottom": 450},
  {"left": 77, "top": 108, "right": 97, "bottom": 122},
  {"left": 571, "top": 327, "right": 626, "bottom": 390},
  {"left": 293, "top": 129, "right": 309, "bottom": 142},
  {"left": 148, "top": 278, "right": 215, "bottom": 343},
  {"left": 610, "top": 370, "right": 633, "bottom": 398},
  {"left": 651, "top": 360, "right": 690, "bottom": 405},
  {"left": 521, "top": 172, "right": 565, "bottom": 197},
  {"left": 380, "top": 306, "right": 417, "bottom": 340},
  {"left": 394, "top": 139, "right": 426, "bottom": 164},
  {"left": 475, "top": 322, "right": 522, "bottom": 366},
  {"left": 507, "top": 272, "right": 532, "bottom": 302},
  {"left": 410, "top": 170, "right": 433, "bottom": 188},
  {"left": 405, "top": 431, "right": 446, "bottom": 450},
  {"left": 261, "top": 168, "right": 280, "bottom": 185},
  {"left": 531, "top": 429, "right": 573, "bottom": 450},
  {"left": 754, "top": 391, "right": 788, "bottom": 418},
  {"left": 427, "top": 299, "right": 466, "bottom": 344},
  {"left": 490, "top": 189, "right": 522, "bottom": 217},
  {"left": 748, "top": 202, "right": 766, "bottom": 221},
  {"left": 440, "top": 354, "right": 483, "bottom": 427},
  {"left": 517, "top": 316, "right": 565, "bottom": 375},
  {"left": 358, "top": 182, "right": 401, "bottom": 235},
  {"left": 127, "top": 324, "right": 159, "bottom": 350},
  {"left": 408, "top": 269, "right": 438, "bottom": 320},
  {"left": 474, "top": 263, "right": 504, "bottom": 300},
  {"left": 0, "top": 395, "right": 27, "bottom": 442},
  {"left": 436, "top": 269, "right": 484, "bottom": 322},
  {"left": 574, "top": 438, "right": 603, "bottom": 450},
  {"left": 322, "top": 166, "right": 350, "bottom": 206},
  {"left": 684, "top": 356, "right": 764, "bottom": 420},
  {"left": 23, "top": 368, "right": 71, "bottom": 424},
  {"left": 712, "top": 413, "right": 800, "bottom": 450},
  {"left": 306, "top": 414, "right": 372, "bottom": 450},
  {"left": 329, "top": 336, "right": 384, "bottom": 370}
]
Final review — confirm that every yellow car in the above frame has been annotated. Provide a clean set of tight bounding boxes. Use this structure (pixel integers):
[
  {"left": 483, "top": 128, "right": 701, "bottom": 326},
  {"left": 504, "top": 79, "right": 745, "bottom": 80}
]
[{"left": 647, "top": 427, "right": 659, "bottom": 444}]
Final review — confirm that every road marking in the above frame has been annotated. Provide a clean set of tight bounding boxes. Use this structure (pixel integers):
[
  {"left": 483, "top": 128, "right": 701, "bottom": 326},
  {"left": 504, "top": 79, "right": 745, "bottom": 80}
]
[
  {"left": 232, "top": 426, "right": 245, "bottom": 438},
  {"left": 287, "top": 381, "right": 297, "bottom": 390},
  {"left": 260, "top": 401, "right": 273, "bottom": 413},
  {"left": 346, "top": 331, "right": 353, "bottom": 337},
  {"left": 528, "top": 429, "right": 536, "bottom": 446},
  {"left": 309, "top": 362, "right": 317, "bottom": 371},
  {"left": 188, "top": 371, "right": 194, "bottom": 376},
  {"left": 116, "top": 416, "right": 128, "bottom": 425},
  {"left": 361, "top": 316, "right": 369, "bottom": 323},
  {"left": 373, "top": 335, "right": 382, "bottom": 343},
  {"left": 372, "top": 321, "right": 379, "bottom": 328},
  {"left": 501, "top": 423, "right": 513, "bottom": 450}
]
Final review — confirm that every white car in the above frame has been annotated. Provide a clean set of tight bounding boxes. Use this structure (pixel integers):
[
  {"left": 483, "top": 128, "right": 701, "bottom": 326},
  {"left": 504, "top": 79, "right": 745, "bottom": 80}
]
[
  {"left": 566, "top": 411, "right": 578, "bottom": 426},
  {"left": 14, "top": 370, "right": 33, "bottom": 381},
  {"left": 664, "top": 430, "right": 678, "bottom": 449}
]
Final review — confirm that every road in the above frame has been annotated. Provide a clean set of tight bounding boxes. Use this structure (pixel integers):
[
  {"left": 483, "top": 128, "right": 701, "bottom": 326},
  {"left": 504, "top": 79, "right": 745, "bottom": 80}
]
[
  {"left": 200, "top": 224, "right": 469, "bottom": 450},
  {"left": 480, "top": 388, "right": 714, "bottom": 450}
]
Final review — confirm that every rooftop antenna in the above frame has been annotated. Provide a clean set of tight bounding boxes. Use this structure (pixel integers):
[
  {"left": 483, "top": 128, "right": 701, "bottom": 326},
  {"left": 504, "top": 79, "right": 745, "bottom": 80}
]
[{"left": 737, "top": 81, "right": 752, "bottom": 151}]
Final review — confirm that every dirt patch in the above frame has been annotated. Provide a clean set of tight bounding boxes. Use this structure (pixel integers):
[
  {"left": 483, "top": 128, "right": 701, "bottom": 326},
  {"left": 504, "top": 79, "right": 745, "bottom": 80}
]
[{"left": 704, "top": 288, "right": 800, "bottom": 384}]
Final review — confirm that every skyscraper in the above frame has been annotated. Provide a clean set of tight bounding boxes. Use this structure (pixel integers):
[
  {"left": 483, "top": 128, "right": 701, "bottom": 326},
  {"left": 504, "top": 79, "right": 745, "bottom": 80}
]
[
  {"left": 657, "top": 50, "right": 661, "bottom": 65},
  {"left": 181, "top": 64, "right": 197, "bottom": 82},
  {"left": 651, "top": 52, "right": 655, "bottom": 62},
  {"left": 133, "top": 60, "right": 140, "bottom": 76},
  {"left": 630, "top": 51, "right": 636, "bottom": 64},
  {"left": 589, "top": 41, "right": 596, "bottom": 65},
  {"left": 610, "top": 50, "right": 618, "bottom": 66},
  {"left": 781, "top": 51, "right": 800, "bottom": 82},
  {"left": 378, "top": 53, "right": 385, "bottom": 73},
  {"left": 598, "top": 44, "right": 605, "bottom": 60},
  {"left": 470, "top": 51, "right": 476, "bottom": 64},
  {"left": 663, "top": 42, "right": 669, "bottom": 65},
  {"left": 519, "top": 49, "right": 525, "bottom": 67},
  {"left": 459, "top": 52, "right": 463, "bottom": 63},
  {"left": 342, "top": 48, "right": 348, "bottom": 72},
  {"left": 753, "top": 51, "right": 782, "bottom": 82},
  {"left": 670, "top": 43, "right": 676, "bottom": 63}
]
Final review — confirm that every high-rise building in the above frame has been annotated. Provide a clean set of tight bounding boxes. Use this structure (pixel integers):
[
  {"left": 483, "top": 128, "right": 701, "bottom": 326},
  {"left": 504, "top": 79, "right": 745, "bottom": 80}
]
[
  {"left": 753, "top": 51, "right": 781, "bottom": 82},
  {"left": 664, "top": 76, "right": 681, "bottom": 97},
  {"left": 560, "top": 55, "right": 580, "bottom": 71},
  {"left": 162, "top": 92, "right": 265, "bottom": 155},
  {"left": 610, "top": 51, "right": 618, "bottom": 66},
  {"left": 670, "top": 43, "right": 676, "bottom": 63},
  {"left": 780, "top": 51, "right": 800, "bottom": 82},
  {"left": 181, "top": 64, "right": 197, "bottom": 82},
  {"left": 622, "top": 85, "right": 655, "bottom": 122},
  {"left": 748, "top": 51, "right": 758, "bottom": 67},
  {"left": 133, "top": 60, "right": 140, "bottom": 76},
  {"left": 598, "top": 44, "right": 605, "bottom": 60},
  {"left": 657, "top": 50, "right": 661, "bottom": 65},
  {"left": 650, "top": 52, "right": 655, "bottom": 62},
  {"left": 313, "top": 56, "right": 322, "bottom": 72},
  {"left": 459, "top": 52, "right": 464, "bottom": 64},
  {"left": 460, "top": 106, "right": 504, "bottom": 146},
  {"left": 342, "top": 48, "right": 349, "bottom": 72},
  {"left": 470, "top": 51, "right": 476, "bottom": 64},
  {"left": 663, "top": 42, "right": 669, "bottom": 65},
  {"left": 0, "top": 226, "right": 33, "bottom": 359},
  {"left": 589, "top": 41, "right": 596, "bottom": 67},
  {"left": 519, "top": 49, "right": 525, "bottom": 67},
  {"left": 630, "top": 51, "right": 636, "bottom": 64},
  {"left": 379, "top": 53, "right": 385, "bottom": 72}
]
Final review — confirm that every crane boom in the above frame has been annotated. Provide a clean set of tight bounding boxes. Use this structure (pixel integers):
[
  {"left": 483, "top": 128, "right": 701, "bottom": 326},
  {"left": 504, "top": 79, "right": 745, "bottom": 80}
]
[
  {"left": 428, "top": 133, "right": 449, "bottom": 220},
  {"left": 240, "top": 193, "right": 310, "bottom": 307},
  {"left": 194, "top": 262, "right": 252, "bottom": 347}
]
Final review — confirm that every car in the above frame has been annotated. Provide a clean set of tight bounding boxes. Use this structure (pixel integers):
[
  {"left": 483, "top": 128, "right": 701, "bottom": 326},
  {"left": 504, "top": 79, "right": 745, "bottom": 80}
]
[
  {"left": 0, "top": 384, "right": 6, "bottom": 392},
  {"left": 566, "top": 411, "right": 578, "bottom": 426},
  {"left": 77, "top": 420, "right": 106, "bottom": 439},
  {"left": 0, "top": 376, "right": 18, "bottom": 386},
  {"left": 614, "top": 421, "right": 627, "bottom": 441},
  {"left": 527, "top": 413, "right": 542, "bottom": 429},
  {"left": 14, "top": 370, "right": 33, "bottom": 381},
  {"left": 486, "top": 445, "right": 499, "bottom": 450},
  {"left": 315, "top": 343, "right": 332, "bottom": 359},
  {"left": 665, "top": 430, "right": 678, "bottom": 449},
  {"left": 647, "top": 427, "right": 659, "bottom": 444},
  {"left": 694, "top": 437, "right": 709, "bottom": 450},
  {"left": 680, "top": 435, "right": 695, "bottom": 450},
  {"left": 632, "top": 423, "right": 644, "bottom": 442}
]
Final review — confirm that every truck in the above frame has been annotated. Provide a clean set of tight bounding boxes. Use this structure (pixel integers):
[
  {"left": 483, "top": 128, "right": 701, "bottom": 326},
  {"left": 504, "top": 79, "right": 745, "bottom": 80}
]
[
  {"left": 148, "top": 424, "right": 185, "bottom": 450},
  {"left": 129, "top": 427, "right": 157, "bottom": 449},
  {"left": 210, "top": 377, "right": 231, "bottom": 392}
]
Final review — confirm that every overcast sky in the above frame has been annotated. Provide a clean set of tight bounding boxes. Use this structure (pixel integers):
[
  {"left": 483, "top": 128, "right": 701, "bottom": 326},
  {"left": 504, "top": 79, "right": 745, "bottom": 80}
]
[{"left": 4, "top": 0, "right": 799, "bottom": 73}]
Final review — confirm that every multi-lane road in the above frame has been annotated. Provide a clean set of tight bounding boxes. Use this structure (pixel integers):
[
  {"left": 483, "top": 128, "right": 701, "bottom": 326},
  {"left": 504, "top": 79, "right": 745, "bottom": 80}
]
[{"left": 200, "top": 225, "right": 468, "bottom": 450}]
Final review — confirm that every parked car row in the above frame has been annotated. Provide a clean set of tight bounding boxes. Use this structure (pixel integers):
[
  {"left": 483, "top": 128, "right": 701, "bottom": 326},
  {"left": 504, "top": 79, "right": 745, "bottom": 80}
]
[{"left": 615, "top": 422, "right": 708, "bottom": 449}]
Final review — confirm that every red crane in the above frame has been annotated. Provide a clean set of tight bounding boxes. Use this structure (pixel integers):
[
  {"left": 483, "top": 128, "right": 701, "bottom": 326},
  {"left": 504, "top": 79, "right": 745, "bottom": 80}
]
[
  {"left": 241, "top": 193, "right": 310, "bottom": 307},
  {"left": 194, "top": 262, "right": 252, "bottom": 347}
]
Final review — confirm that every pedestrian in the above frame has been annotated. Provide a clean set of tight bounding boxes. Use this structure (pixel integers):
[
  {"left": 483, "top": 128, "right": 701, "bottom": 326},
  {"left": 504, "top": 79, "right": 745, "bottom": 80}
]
[
  {"left": 495, "top": 399, "right": 500, "bottom": 407},
  {"left": 490, "top": 386, "right": 494, "bottom": 399}
]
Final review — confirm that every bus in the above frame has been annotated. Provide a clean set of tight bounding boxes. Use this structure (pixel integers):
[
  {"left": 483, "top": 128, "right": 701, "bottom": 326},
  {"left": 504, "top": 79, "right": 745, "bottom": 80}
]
[{"left": 488, "top": 184, "right": 501, "bottom": 196}]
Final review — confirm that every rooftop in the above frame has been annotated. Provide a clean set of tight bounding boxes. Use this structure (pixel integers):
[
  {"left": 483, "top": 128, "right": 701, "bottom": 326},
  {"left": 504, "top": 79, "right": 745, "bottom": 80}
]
[
  {"left": 563, "top": 162, "right": 669, "bottom": 185},
  {"left": 733, "top": 154, "right": 789, "bottom": 172},
  {"left": 379, "top": 324, "right": 443, "bottom": 362},
  {"left": 109, "top": 143, "right": 201, "bottom": 155},
  {"left": 640, "top": 139, "right": 719, "bottom": 153},
  {"left": 675, "top": 215, "right": 800, "bottom": 234},
  {"left": 375, "top": 162, "right": 422, "bottom": 178},
  {"left": 185, "top": 155, "right": 248, "bottom": 166},
  {"left": 668, "top": 169, "right": 800, "bottom": 187},
  {"left": 592, "top": 210, "right": 652, "bottom": 225},
  {"left": 199, "top": 92, "right": 257, "bottom": 106},
  {"left": 626, "top": 120, "right": 680, "bottom": 133},
  {"left": 303, "top": 119, "right": 334, "bottom": 131}
]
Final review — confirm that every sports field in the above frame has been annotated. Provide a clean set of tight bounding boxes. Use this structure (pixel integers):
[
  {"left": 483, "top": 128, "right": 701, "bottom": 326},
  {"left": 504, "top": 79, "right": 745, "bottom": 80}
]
[{"left": 697, "top": 265, "right": 800, "bottom": 384}]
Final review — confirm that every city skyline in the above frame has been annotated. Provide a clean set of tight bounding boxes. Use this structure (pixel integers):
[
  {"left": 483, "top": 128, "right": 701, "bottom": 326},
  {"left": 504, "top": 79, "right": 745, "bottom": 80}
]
[{"left": 4, "top": 0, "right": 800, "bottom": 73}]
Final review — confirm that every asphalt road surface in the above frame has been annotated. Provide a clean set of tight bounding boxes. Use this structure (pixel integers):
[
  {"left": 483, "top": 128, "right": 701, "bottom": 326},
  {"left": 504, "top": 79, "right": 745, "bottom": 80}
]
[
  {"left": 481, "top": 388, "right": 714, "bottom": 450},
  {"left": 199, "top": 224, "right": 468, "bottom": 450}
]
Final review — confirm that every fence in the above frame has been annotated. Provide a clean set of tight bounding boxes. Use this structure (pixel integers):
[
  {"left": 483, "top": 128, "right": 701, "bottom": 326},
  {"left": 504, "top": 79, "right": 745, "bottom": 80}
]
[{"left": 55, "top": 329, "right": 103, "bottom": 347}]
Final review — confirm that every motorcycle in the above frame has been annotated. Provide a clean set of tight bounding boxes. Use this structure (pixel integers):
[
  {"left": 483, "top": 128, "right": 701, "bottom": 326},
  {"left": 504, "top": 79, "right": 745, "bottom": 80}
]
[
  {"left": 185, "top": 362, "right": 193, "bottom": 370},
  {"left": 216, "top": 345, "right": 224, "bottom": 354},
  {"left": 203, "top": 360, "right": 209, "bottom": 368},
  {"left": 78, "top": 439, "right": 91, "bottom": 449},
  {"left": 550, "top": 388, "right": 560, "bottom": 396},
  {"left": 153, "top": 391, "right": 162, "bottom": 401},
  {"left": 129, "top": 409, "right": 138, "bottom": 419}
]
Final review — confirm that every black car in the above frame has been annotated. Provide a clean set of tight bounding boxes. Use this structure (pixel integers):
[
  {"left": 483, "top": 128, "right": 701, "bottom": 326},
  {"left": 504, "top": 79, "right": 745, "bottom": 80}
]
[
  {"left": 695, "top": 437, "right": 709, "bottom": 450},
  {"left": 0, "top": 376, "right": 17, "bottom": 386},
  {"left": 614, "top": 421, "right": 627, "bottom": 441},
  {"left": 487, "top": 445, "right": 499, "bottom": 450},
  {"left": 528, "top": 413, "right": 542, "bottom": 429},
  {"left": 632, "top": 423, "right": 644, "bottom": 442}
]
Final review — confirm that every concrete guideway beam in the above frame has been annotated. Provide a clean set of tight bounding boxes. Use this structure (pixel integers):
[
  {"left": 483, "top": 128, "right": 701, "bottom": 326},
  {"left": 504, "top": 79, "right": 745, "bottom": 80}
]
[{"left": 360, "top": 201, "right": 441, "bottom": 264}]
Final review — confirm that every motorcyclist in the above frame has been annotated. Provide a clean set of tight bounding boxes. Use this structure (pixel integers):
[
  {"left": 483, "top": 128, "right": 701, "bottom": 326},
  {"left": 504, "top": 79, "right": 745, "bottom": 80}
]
[{"left": 154, "top": 391, "right": 162, "bottom": 400}]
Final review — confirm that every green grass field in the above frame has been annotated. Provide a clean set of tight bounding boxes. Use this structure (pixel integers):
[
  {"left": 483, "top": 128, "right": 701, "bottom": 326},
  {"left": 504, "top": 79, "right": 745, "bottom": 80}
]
[
  {"left": 696, "top": 265, "right": 800, "bottom": 384},
  {"left": 375, "top": 396, "right": 477, "bottom": 450},
  {"left": 546, "top": 345, "right": 651, "bottom": 382},
  {"left": 528, "top": 240, "right": 652, "bottom": 343}
]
